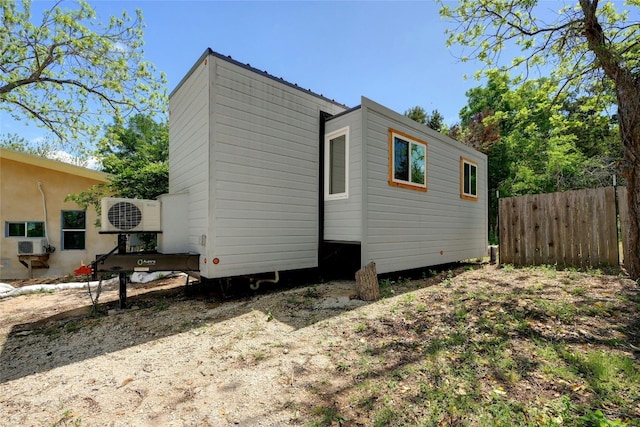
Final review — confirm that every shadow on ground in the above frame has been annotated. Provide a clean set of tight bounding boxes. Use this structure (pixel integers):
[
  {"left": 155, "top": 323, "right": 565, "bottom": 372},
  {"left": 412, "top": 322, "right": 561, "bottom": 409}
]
[{"left": 0, "top": 263, "right": 467, "bottom": 384}]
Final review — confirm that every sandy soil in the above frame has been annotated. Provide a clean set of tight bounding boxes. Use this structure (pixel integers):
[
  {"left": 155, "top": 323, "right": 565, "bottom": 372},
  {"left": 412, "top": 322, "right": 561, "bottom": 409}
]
[
  {"left": 0, "top": 265, "right": 638, "bottom": 426},
  {"left": 0, "top": 273, "right": 370, "bottom": 426}
]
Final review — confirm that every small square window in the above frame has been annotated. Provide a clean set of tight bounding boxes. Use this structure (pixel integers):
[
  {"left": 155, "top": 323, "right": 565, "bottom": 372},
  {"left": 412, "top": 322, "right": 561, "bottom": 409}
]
[
  {"left": 461, "top": 157, "right": 478, "bottom": 201},
  {"left": 389, "top": 129, "right": 427, "bottom": 191},
  {"left": 27, "top": 222, "right": 45, "bottom": 237},
  {"left": 7, "top": 223, "right": 26, "bottom": 237}
]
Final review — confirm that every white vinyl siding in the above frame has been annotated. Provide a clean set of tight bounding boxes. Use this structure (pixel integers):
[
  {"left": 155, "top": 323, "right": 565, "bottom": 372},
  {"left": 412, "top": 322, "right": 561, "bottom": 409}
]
[
  {"left": 360, "top": 98, "right": 487, "bottom": 274},
  {"left": 207, "top": 56, "right": 346, "bottom": 277},
  {"left": 168, "top": 52, "right": 486, "bottom": 280},
  {"left": 324, "top": 110, "right": 362, "bottom": 243},
  {"left": 168, "top": 55, "right": 211, "bottom": 259}
]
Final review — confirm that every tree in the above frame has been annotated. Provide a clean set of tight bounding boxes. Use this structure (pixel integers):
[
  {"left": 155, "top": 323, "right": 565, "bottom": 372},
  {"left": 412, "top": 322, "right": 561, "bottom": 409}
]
[
  {"left": 99, "top": 114, "right": 169, "bottom": 200},
  {"left": 0, "top": 133, "right": 52, "bottom": 156},
  {"left": 441, "top": 0, "right": 640, "bottom": 279},
  {"left": 456, "top": 70, "right": 620, "bottom": 245},
  {"left": 0, "top": 0, "right": 166, "bottom": 143},
  {"left": 66, "top": 114, "right": 168, "bottom": 250},
  {"left": 0, "top": 133, "right": 92, "bottom": 166},
  {"left": 405, "top": 106, "right": 428, "bottom": 125},
  {"left": 405, "top": 106, "right": 446, "bottom": 132}
]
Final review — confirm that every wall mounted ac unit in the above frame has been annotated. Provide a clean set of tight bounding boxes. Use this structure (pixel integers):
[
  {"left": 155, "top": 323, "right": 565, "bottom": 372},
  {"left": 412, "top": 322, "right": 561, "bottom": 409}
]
[
  {"left": 17, "top": 238, "right": 49, "bottom": 255},
  {"left": 101, "top": 198, "right": 162, "bottom": 233}
]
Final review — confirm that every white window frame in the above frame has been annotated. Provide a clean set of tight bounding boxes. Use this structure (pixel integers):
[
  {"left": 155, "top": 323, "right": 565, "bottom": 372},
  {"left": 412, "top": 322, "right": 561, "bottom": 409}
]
[
  {"left": 389, "top": 129, "right": 427, "bottom": 191},
  {"left": 324, "top": 126, "right": 349, "bottom": 201},
  {"left": 460, "top": 157, "right": 478, "bottom": 201}
]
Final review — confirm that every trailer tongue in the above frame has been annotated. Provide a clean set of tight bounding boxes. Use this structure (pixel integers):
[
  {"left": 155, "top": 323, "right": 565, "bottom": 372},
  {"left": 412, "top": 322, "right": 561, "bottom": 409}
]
[{"left": 92, "top": 234, "right": 199, "bottom": 309}]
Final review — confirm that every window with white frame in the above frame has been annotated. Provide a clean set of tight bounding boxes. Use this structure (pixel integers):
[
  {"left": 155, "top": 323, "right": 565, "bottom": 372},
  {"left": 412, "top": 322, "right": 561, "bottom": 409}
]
[
  {"left": 61, "top": 210, "right": 86, "bottom": 250},
  {"left": 324, "top": 127, "right": 349, "bottom": 200},
  {"left": 389, "top": 129, "right": 427, "bottom": 191},
  {"left": 461, "top": 157, "right": 478, "bottom": 200},
  {"left": 5, "top": 221, "right": 45, "bottom": 237}
]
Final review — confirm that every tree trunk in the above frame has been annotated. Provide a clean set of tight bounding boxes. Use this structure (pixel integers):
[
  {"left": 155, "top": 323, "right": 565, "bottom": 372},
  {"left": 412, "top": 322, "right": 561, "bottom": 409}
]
[
  {"left": 617, "top": 102, "right": 640, "bottom": 280},
  {"left": 580, "top": 0, "right": 640, "bottom": 279},
  {"left": 355, "top": 262, "right": 380, "bottom": 301}
]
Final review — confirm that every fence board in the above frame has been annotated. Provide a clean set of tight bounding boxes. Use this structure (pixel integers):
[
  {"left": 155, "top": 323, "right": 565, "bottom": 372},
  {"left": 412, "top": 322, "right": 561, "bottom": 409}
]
[
  {"left": 548, "top": 191, "right": 562, "bottom": 265},
  {"left": 499, "top": 197, "right": 513, "bottom": 264},
  {"left": 499, "top": 187, "right": 622, "bottom": 268},
  {"left": 532, "top": 194, "right": 543, "bottom": 265},
  {"left": 604, "top": 187, "right": 619, "bottom": 266}
]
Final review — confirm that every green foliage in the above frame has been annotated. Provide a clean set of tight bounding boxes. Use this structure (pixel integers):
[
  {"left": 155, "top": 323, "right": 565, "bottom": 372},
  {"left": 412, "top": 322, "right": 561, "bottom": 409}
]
[
  {"left": 454, "top": 71, "right": 620, "bottom": 244},
  {"left": 378, "top": 278, "right": 395, "bottom": 298},
  {"left": 459, "top": 73, "right": 619, "bottom": 198},
  {"left": 404, "top": 105, "right": 446, "bottom": 132},
  {"left": 307, "top": 405, "right": 345, "bottom": 427},
  {"left": 0, "top": 0, "right": 166, "bottom": 143},
  {"left": 0, "top": 133, "right": 93, "bottom": 167},
  {"left": 439, "top": 1, "right": 639, "bottom": 91},
  {"left": 439, "top": 0, "right": 640, "bottom": 279},
  {"left": 99, "top": 114, "right": 169, "bottom": 199},
  {"left": 66, "top": 113, "right": 168, "bottom": 221},
  {"left": 580, "top": 409, "right": 628, "bottom": 427}
]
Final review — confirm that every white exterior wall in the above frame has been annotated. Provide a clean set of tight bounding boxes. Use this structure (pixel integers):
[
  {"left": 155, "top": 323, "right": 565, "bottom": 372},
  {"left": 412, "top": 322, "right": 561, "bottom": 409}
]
[
  {"left": 168, "top": 54, "right": 211, "bottom": 270},
  {"left": 158, "top": 193, "right": 189, "bottom": 254},
  {"left": 209, "top": 57, "right": 345, "bottom": 277},
  {"left": 360, "top": 98, "right": 488, "bottom": 274},
  {"left": 169, "top": 50, "right": 346, "bottom": 279},
  {"left": 324, "top": 108, "right": 362, "bottom": 242}
]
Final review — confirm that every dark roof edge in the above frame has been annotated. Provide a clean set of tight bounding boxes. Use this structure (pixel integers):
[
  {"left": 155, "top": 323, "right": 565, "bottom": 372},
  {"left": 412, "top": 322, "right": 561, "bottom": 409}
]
[
  {"left": 170, "top": 48, "right": 349, "bottom": 109},
  {"left": 169, "top": 49, "right": 211, "bottom": 98},
  {"left": 325, "top": 104, "right": 362, "bottom": 121}
]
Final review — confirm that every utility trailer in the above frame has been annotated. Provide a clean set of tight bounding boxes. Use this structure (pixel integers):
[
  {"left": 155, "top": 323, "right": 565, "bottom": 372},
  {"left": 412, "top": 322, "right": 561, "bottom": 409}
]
[{"left": 94, "top": 198, "right": 200, "bottom": 308}]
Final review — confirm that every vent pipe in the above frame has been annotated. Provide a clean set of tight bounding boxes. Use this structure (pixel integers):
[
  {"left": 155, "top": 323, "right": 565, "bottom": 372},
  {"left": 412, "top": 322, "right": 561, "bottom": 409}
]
[{"left": 37, "top": 182, "right": 48, "bottom": 241}]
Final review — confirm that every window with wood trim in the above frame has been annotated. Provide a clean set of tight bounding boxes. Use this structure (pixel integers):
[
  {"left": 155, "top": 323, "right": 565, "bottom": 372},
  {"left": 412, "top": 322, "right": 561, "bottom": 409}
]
[
  {"left": 461, "top": 157, "right": 478, "bottom": 200},
  {"left": 324, "top": 127, "right": 349, "bottom": 200},
  {"left": 389, "top": 129, "right": 427, "bottom": 191}
]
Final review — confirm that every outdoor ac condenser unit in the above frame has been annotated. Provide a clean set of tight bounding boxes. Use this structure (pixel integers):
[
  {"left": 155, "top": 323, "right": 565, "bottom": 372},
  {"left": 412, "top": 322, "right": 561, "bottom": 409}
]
[
  {"left": 101, "top": 198, "right": 162, "bottom": 233},
  {"left": 17, "top": 238, "right": 49, "bottom": 255}
]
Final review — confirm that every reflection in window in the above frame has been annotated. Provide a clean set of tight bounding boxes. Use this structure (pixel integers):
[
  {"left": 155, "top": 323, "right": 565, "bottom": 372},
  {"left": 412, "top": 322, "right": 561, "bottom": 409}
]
[
  {"left": 6, "top": 221, "right": 45, "bottom": 237},
  {"left": 62, "top": 210, "right": 86, "bottom": 250},
  {"left": 390, "top": 130, "right": 427, "bottom": 191},
  {"left": 411, "top": 143, "right": 426, "bottom": 186},
  {"left": 461, "top": 157, "right": 478, "bottom": 200}
]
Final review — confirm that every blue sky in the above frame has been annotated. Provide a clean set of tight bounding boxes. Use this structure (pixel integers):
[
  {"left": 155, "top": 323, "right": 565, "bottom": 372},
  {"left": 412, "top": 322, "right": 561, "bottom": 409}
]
[{"left": 1, "top": 1, "right": 495, "bottom": 144}]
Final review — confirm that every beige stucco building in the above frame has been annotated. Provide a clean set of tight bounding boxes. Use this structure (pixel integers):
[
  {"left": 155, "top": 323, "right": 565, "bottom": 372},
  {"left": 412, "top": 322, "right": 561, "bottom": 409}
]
[{"left": 0, "top": 148, "right": 117, "bottom": 280}]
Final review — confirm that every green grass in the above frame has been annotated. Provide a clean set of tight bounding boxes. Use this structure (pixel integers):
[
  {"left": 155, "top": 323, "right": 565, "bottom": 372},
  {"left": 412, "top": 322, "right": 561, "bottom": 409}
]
[
  {"left": 306, "top": 405, "right": 345, "bottom": 427},
  {"left": 152, "top": 298, "right": 169, "bottom": 312},
  {"left": 311, "top": 264, "right": 639, "bottom": 426}
]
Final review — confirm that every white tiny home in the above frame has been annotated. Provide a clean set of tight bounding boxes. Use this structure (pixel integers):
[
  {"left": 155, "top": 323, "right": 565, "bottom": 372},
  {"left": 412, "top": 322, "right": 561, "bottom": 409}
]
[{"left": 161, "top": 49, "right": 487, "bottom": 281}]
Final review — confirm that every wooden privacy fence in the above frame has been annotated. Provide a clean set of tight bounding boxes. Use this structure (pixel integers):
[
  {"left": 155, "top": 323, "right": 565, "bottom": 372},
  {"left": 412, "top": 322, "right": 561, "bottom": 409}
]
[{"left": 499, "top": 186, "right": 628, "bottom": 268}]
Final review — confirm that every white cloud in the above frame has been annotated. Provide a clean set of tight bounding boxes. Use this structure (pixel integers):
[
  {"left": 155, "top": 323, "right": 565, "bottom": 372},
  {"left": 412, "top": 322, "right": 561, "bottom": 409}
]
[{"left": 49, "top": 150, "right": 101, "bottom": 170}]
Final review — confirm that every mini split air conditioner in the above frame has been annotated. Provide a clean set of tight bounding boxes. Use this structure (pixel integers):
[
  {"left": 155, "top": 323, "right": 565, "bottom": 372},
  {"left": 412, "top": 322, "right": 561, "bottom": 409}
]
[
  {"left": 101, "top": 198, "right": 162, "bottom": 233},
  {"left": 17, "top": 238, "right": 49, "bottom": 255}
]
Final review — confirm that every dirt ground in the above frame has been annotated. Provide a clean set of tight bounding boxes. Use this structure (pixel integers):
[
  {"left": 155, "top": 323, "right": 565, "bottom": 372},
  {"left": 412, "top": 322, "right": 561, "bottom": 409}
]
[
  {"left": 0, "top": 272, "right": 372, "bottom": 427},
  {"left": 0, "top": 264, "right": 638, "bottom": 426}
]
